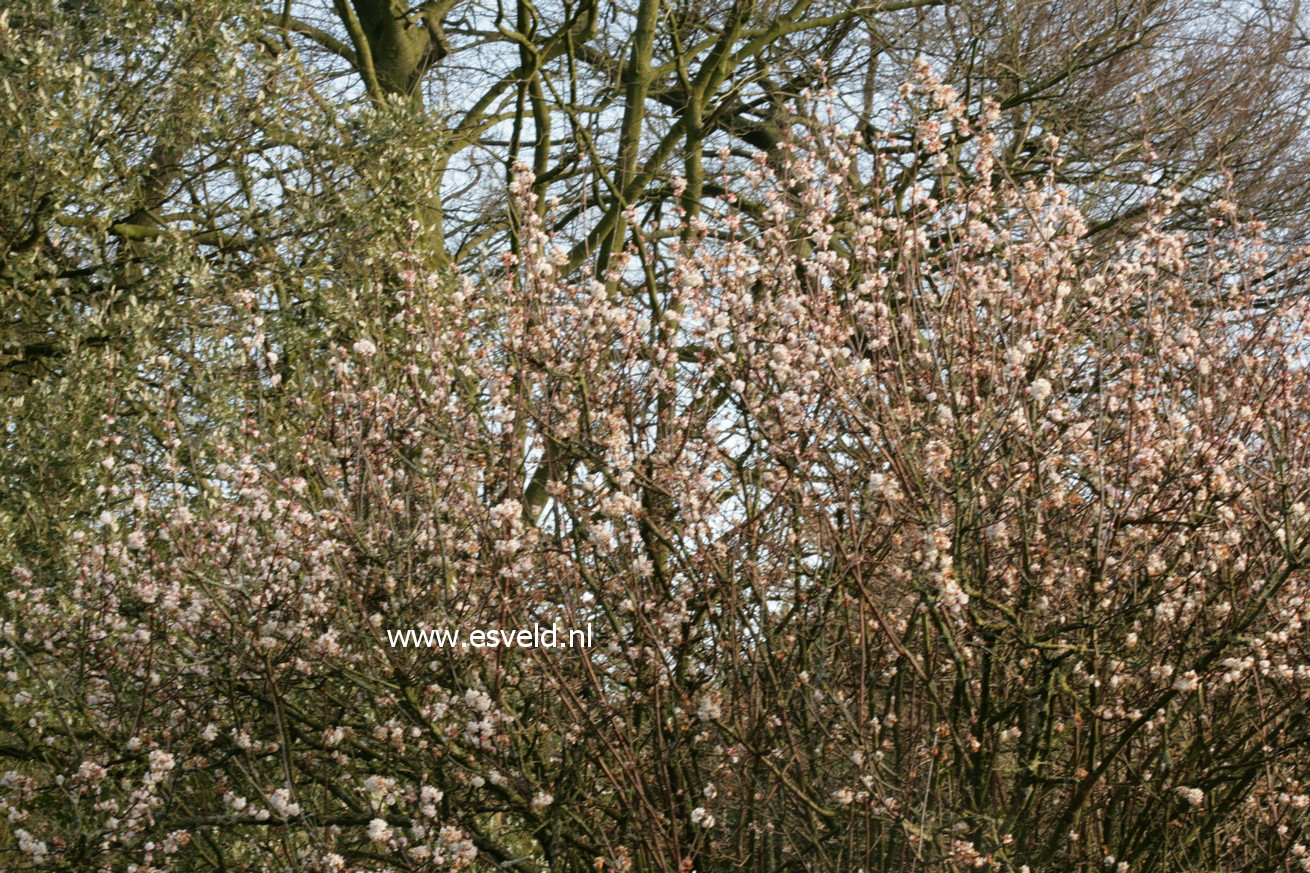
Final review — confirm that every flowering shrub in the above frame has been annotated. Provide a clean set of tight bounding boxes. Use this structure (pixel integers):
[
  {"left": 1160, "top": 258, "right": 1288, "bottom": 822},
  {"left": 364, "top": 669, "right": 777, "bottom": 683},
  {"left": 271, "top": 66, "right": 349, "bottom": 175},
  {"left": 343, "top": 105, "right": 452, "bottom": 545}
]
[{"left": 4, "top": 78, "right": 1310, "bottom": 872}]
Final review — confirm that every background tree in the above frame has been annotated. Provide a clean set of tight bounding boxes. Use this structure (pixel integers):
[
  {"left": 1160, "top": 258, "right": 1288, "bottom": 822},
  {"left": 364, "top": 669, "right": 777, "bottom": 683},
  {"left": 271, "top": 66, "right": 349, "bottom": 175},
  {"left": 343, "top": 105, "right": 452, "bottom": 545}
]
[{"left": 260, "top": 0, "right": 1310, "bottom": 255}]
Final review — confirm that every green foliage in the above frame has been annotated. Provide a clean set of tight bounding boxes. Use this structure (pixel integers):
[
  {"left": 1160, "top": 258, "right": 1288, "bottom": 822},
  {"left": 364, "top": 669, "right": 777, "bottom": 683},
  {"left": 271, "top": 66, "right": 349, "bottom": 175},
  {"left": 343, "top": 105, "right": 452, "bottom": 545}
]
[{"left": 0, "top": 0, "right": 448, "bottom": 576}]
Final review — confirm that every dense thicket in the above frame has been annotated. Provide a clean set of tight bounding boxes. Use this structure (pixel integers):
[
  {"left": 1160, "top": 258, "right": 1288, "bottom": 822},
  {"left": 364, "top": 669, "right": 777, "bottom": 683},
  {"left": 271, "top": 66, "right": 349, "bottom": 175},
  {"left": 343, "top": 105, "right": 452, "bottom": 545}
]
[{"left": 3, "top": 2, "right": 1310, "bottom": 871}]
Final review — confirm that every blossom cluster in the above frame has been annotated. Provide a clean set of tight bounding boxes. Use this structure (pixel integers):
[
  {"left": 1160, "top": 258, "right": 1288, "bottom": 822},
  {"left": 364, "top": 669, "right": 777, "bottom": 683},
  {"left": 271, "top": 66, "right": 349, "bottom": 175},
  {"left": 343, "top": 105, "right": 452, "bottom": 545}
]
[{"left": 3, "top": 82, "right": 1310, "bottom": 872}]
